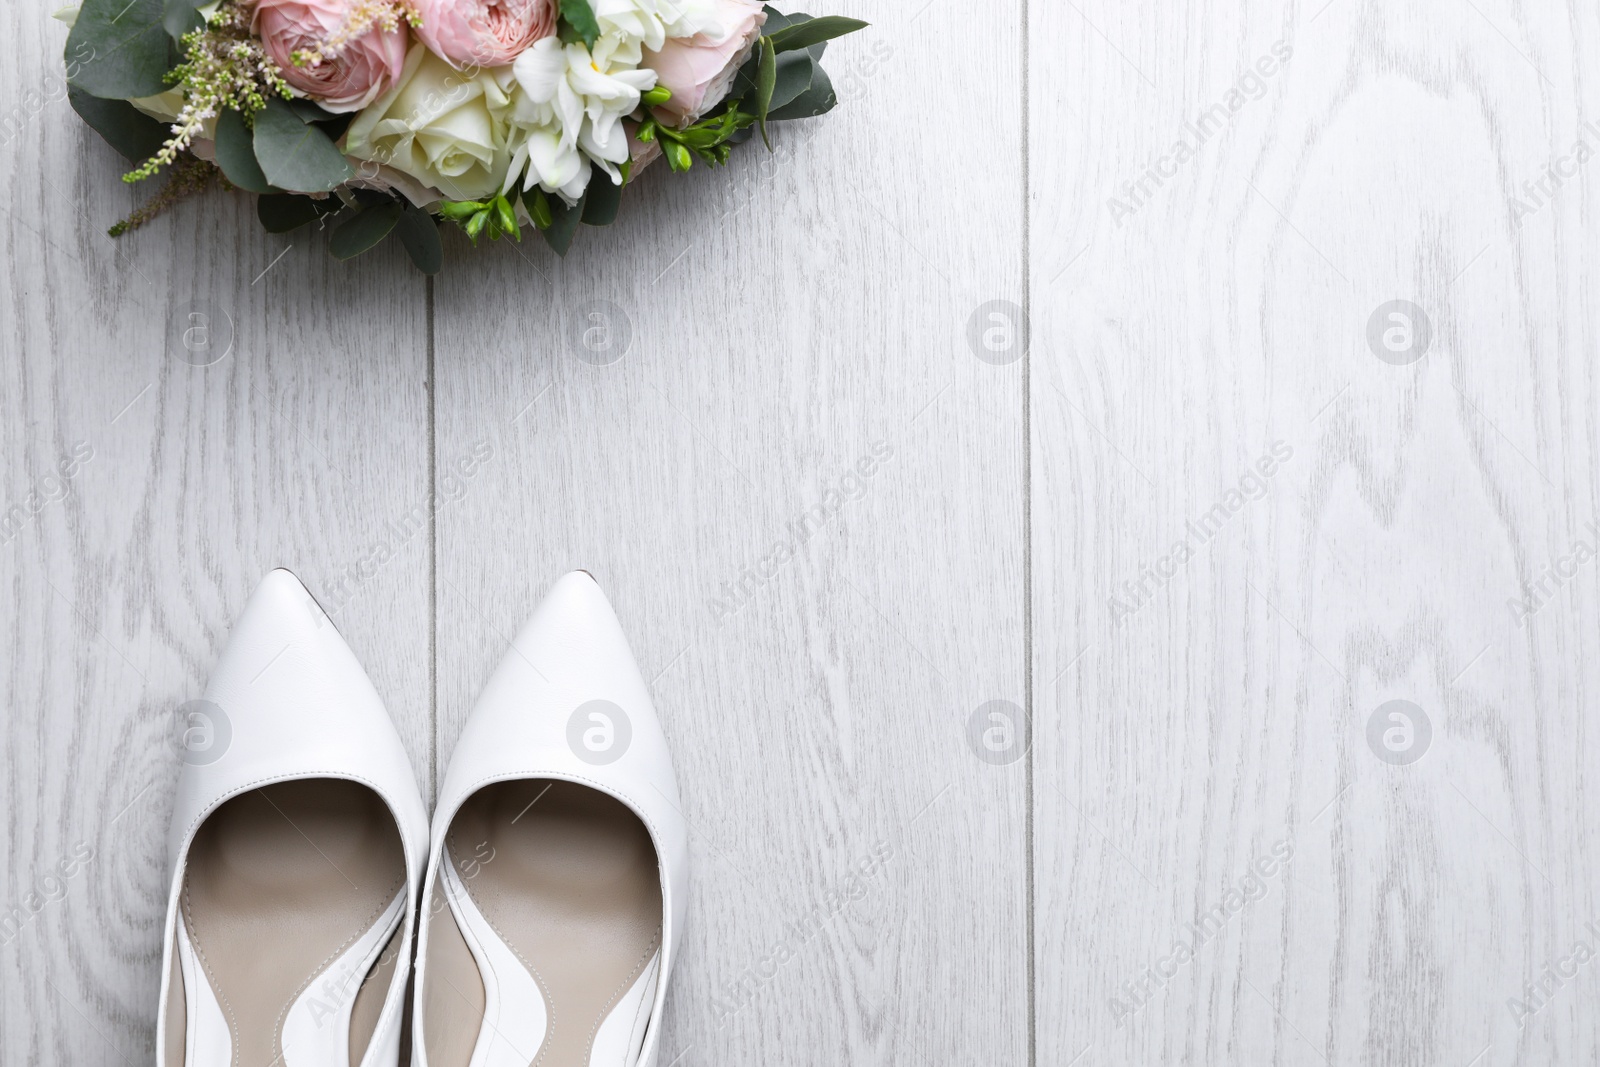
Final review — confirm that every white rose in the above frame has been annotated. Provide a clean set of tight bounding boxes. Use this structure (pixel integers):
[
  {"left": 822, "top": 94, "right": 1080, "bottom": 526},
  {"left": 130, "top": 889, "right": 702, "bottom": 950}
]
[{"left": 344, "top": 44, "right": 514, "bottom": 202}]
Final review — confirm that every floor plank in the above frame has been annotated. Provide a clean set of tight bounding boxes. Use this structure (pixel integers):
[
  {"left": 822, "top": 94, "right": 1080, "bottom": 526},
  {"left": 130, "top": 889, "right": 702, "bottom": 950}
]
[
  {"left": 428, "top": 2, "right": 1028, "bottom": 1063},
  {"left": 1030, "top": 1, "right": 1600, "bottom": 1064},
  {"left": 0, "top": 8, "right": 433, "bottom": 1060}
]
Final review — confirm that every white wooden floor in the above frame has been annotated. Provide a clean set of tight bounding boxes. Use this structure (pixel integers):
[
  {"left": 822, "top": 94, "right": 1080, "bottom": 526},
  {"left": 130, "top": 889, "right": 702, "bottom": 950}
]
[{"left": 4, "top": 0, "right": 1599, "bottom": 1063}]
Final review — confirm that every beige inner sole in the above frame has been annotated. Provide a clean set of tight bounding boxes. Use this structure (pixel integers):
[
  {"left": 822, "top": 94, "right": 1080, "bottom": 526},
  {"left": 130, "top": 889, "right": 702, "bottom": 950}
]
[
  {"left": 438, "top": 779, "right": 663, "bottom": 1067},
  {"left": 172, "top": 779, "right": 406, "bottom": 1067}
]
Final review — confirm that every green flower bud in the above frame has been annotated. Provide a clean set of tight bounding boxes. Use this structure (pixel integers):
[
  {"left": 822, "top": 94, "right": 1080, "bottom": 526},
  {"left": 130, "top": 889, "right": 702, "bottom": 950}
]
[
  {"left": 437, "top": 200, "right": 483, "bottom": 221},
  {"left": 494, "top": 195, "right": 519, "bottom": 239},
  {"left": 643, "top": 85, "right": 673, "bottom": 106}
]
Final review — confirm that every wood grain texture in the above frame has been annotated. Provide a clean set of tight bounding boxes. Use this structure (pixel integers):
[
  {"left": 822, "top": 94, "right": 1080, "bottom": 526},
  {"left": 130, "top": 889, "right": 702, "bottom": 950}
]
[
  {"left": 17, "top": 0, "right": 1595, "bottom": 1062},
  {"left": 1031, "top": 0, "right": 1600, "bottom": 1064},
  {"left": 428, "top": 1, "right": 1028, "bottom": 1063},
  {"left": 0, "top": 6, "right": 433, "bottom": 1062}
]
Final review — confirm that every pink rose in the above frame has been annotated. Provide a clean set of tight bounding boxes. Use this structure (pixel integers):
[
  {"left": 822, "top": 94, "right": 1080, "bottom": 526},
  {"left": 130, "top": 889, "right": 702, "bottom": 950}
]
[
  {"left": 644, "top": 0, "right": 767, "bottom": 127},
  {"left": 254, "top": 0, "right": 410, "bottom": 114},
  {"left": 412, "top": 0, "right": 557, "bottom": 69}
]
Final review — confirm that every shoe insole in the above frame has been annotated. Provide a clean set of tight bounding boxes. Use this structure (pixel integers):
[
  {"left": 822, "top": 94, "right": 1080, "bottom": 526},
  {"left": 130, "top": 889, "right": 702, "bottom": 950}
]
[
  {"left": 175, "top": 779, "right": 406, "bottom": 1067},
  {"left": 443, "top": 780, "right": 663, "bottom": 1067}
]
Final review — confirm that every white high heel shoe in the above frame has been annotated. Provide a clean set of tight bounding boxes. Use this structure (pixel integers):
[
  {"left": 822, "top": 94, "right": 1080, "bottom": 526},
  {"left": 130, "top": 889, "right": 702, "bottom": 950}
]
[
  {"left": 412, "top": 571, "right": 690, "bottom": 1067},
  {"left": 155, "top": 569, "right": 430, "bottom": 1067}
]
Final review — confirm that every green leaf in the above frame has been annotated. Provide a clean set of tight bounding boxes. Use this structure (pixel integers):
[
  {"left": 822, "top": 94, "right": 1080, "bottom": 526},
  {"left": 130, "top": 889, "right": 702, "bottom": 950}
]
[
  {"left": 257, "top": 193, "right": 342, "bottom": 233},
  {"left": 581, "top": 166, "right": 622, "bottom": 226},
  {"left": 396, "top": 202, "right": 442, "bottom": 274},
  {"left": 768, "top": 50, "right": 816, "bottom": 112},
  {"left": 545, "top": 194, "right": 584, "bottom": 255},
  {"left": 755, "top": 35, "right": 777, "bottom": 149},
  {"left": 557, "top": 0, "right": 600, "bottom": 48},
  {"left": 288, "top": 99, "right": 333, "bottom": 123},
  {"left": 758, "top": 7, "right": 808, "bottom": 35},
  {"left": 68, "top": 87, "right": 169, "bottom": 162},
  {"left": 162, "top": 0, "right": 205, "bottom": 41},
  {"left": 282, "top": 98, "right": 355, "bottom": 141},
  {"left": 767, "top": 15, "right": 868, "bottom": 54},
  {"left": 758, "top": 8, "right": 828, "bottom": 59},
  {"left": 329, "top": 200, "right": 402, "bottom": 260},
  {"left": 252, "top": 99, "right": 354, "bottom": 193},
  {"left": 65, "top": 0, "right": 171, "bottom": 99},
  {"left": 212, "top": 108, "right": 276, "bottom": 193},
  {"left": 767, "top": 65, "right": 836, "bottom": 120}
]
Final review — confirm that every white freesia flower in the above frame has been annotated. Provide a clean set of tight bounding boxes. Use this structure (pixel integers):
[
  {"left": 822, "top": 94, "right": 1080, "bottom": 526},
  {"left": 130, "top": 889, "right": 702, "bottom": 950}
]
[
  {"left": 500, "top": 0, "right": 731, "bottom": 202},
  {"left": 505, "top": 34, "right": 658, "bottom": 202}
]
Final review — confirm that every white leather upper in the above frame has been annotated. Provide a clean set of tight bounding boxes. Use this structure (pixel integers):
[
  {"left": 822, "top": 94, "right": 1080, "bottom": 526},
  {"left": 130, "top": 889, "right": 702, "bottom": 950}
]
[
  {"left": 413, "top": 571, "right": 690, "bottom": 1067},
  {"left": 156, "top": 569, "right": 430, "bottom": 1067}
]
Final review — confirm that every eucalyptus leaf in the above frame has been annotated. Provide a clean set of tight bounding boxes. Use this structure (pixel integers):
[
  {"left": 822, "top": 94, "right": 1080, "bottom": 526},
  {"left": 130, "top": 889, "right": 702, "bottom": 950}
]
[
  {"left": 768, "top": 50, "right": 816, "bottom": 112},
  {"left": 766, "top": 15, "right": 867, "bottom": 54},
  {"left": 761, "top": 9, "right": 828, "bottom": 58},
  {"left": 68, "top": 87, "right": 169, "bottom": 162},
  {"left": 758, "top": 7, "right": 809, "bottom": 35},
  {"left": 212, "top": 109, "right": 275, "bottom": 193},
  {"left": 286, "top": 99, "right": 353, "bottom": 139},
  {"left": 329, "top": 200, "right": 402, "bottom": 260},
  {"left": 65, "top": 0, "right": 171, "bottom": 99},
  {"left": 558, "top": 0, "right": 600, "bottom": 48},
  {"left": 734, "top": 17, "right": 825, "bottom": 99},
  {"left": 252, "top": 99, "right": 354, "bottom": 193},
  {"left": 395, "top": 202, "right": 442, "bottom": 274},
  {"left": 581, "top": 166, "right": 622, "bottom": 226},
  {"left": 162, "top": 0, "right": 205, "bottom": 41},
  {"left": 257, "top": 193, "right": 342, "bottom": 233},
  {"left": 767, "top": 65, "right": 836, "bottom": 120},
  {"left": 288, "top": 99, "right": 334, "bottom": 123},
  {"left": 755, "top": 36, "right": 776, "bottom": 149}
]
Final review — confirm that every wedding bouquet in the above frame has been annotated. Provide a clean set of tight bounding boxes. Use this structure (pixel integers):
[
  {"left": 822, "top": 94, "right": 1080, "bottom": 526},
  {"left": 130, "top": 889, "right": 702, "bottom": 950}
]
[{"left": 59, "top": 0, "right": 865, "bottom": 271}]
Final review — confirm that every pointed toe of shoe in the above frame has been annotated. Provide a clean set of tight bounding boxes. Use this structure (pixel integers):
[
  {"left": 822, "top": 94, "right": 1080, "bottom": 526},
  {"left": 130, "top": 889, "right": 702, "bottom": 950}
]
[
  {"left": 204, "top": 568, "right": 363, "bottom": 720},
  {"left": 513, "top": 569, "right": 640, "bottom": 692},
  {"left": 170, "top": 567, "right": 428, "bottom": 863},
  {"left": 441, "top": 571, "right": 672, "bottom": 785}
]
